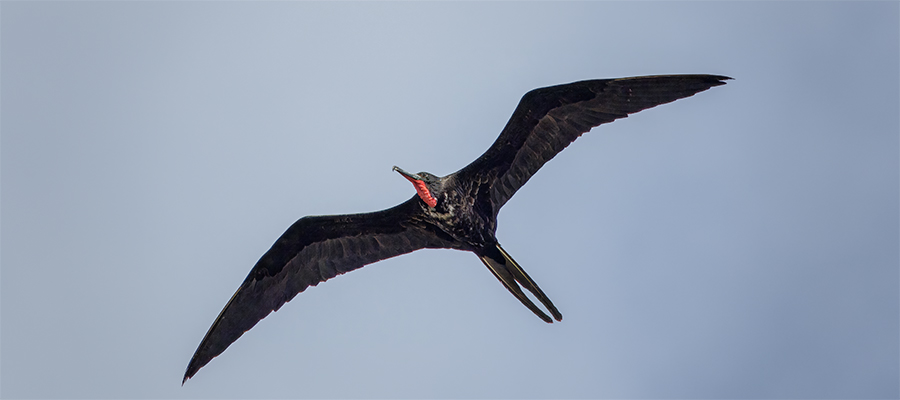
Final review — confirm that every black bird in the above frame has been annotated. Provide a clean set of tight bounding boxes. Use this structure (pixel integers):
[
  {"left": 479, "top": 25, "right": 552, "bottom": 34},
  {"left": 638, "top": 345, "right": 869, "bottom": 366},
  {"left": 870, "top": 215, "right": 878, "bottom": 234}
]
[{"left": 183, "top": 74, "right": 730, "bottom": 383}]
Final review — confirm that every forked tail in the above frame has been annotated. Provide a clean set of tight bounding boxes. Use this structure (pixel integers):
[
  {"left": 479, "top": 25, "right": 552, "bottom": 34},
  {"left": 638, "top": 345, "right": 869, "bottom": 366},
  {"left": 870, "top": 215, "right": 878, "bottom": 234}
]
[{"left": 478, "top": 243, "right": 562, "bottom": 323}]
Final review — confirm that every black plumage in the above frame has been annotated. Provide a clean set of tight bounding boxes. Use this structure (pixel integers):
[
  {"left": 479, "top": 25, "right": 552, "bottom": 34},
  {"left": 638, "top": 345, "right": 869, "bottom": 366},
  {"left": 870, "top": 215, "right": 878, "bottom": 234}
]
[{"left": 184, "top": 74, "right": 730, "bottom": 383}]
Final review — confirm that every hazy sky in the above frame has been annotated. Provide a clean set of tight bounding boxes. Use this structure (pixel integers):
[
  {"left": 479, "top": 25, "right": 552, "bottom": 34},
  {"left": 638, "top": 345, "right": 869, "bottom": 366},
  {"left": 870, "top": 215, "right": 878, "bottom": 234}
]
[{"left": 2, "top": 2, "right": 898, "bottom": 398}]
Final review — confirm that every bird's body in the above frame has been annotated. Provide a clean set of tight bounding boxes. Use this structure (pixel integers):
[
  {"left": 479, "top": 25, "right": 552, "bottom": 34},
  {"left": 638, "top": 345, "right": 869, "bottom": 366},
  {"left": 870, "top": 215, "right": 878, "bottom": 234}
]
[{"left": 184, "top": 74, "right": 730, "bottom": 383}]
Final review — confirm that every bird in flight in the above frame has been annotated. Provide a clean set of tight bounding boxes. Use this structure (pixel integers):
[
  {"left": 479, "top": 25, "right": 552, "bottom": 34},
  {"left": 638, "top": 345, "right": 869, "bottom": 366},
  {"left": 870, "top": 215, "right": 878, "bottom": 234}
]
[{"left": 183, "top": 74, "right": 730, "bottom": 383}]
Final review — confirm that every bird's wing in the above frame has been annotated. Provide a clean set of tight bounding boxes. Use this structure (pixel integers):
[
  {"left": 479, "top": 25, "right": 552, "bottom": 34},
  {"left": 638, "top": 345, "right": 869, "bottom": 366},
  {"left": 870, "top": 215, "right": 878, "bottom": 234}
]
[
  {"left": 457, "top": 74, "right": 731, "bottom": 211},
  {"left": 183, "top": 197, "right": 455, "bottom": 383}
]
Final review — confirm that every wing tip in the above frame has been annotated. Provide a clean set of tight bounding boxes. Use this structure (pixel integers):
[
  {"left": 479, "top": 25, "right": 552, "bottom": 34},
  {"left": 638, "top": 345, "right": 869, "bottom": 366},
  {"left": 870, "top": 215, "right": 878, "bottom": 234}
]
[
  {"left": 182, "top": 361, "right": 197, "bottom": 385},
  {"left": 708, "top": 74, "right": 733, "bottom": 85},
  {"left": 610, "top": 74, "right": 733, "bottom": 88}
]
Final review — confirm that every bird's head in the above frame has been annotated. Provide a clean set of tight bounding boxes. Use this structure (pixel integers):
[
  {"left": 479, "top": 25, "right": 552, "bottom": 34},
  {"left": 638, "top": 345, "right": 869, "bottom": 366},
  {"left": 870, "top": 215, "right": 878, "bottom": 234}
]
[{"left": 393, "top": 166, "right": 442, "bottom": 208}]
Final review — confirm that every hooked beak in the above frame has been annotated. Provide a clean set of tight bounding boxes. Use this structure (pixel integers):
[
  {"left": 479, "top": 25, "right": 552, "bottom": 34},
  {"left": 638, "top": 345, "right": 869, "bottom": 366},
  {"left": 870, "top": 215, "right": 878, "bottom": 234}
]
[
  {"left": 392, "top": 166, "right": 422, "bottom": 182},
  {"left": 393, "top": 166, "right": 438, "bottom": 208}
]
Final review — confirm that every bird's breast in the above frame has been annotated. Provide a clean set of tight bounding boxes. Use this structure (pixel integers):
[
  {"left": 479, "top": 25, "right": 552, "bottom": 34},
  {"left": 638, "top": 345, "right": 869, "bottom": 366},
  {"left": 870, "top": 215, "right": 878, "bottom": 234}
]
[{"left": 424, "top": 191, "right": 492, "bottom": 248}]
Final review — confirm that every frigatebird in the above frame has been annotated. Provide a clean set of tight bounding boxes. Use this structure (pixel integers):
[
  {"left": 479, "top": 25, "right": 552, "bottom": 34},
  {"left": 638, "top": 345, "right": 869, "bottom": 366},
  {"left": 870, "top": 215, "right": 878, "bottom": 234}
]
[{"left": 183, "top": 74, "right": 730, "bottom": 383}]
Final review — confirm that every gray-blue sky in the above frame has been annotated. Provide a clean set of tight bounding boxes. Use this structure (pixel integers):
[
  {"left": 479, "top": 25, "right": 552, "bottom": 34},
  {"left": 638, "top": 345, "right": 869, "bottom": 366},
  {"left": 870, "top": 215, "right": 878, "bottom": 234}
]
[{"left": 2, "top": 2, "right": 897, "bottom": 398}]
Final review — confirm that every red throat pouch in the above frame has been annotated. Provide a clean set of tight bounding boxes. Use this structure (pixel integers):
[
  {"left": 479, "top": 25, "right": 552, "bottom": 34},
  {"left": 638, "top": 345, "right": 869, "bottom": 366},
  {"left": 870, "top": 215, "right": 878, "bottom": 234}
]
[{"left": 412, "top": 180, "right": 438, "bottom": 208}]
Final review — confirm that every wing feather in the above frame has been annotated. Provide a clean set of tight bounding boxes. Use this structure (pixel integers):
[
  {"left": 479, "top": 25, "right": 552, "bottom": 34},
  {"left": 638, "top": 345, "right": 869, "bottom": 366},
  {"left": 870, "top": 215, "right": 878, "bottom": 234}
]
[
  {"left": 183, "top": 197, "right": 456, "bottom": 383},
  {"left": 458, "top": 74, "right": 731, "bottom": 211}
]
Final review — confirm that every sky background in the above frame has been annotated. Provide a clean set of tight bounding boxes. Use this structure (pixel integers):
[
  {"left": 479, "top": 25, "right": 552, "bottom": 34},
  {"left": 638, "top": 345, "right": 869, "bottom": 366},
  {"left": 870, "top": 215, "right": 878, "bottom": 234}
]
[{"left": 2, "top": 2, "right": 898, "bottom": 399}]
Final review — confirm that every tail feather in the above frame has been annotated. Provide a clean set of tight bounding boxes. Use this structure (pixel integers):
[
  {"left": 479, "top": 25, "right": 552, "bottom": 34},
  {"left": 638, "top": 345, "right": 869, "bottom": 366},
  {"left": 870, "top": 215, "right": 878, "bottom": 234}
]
[
  {"left": 496, "top": 244, "right": 563, "bottom": 321},
  {"left": 478, "top": 243, "right": 562, "bottom": 323}
]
